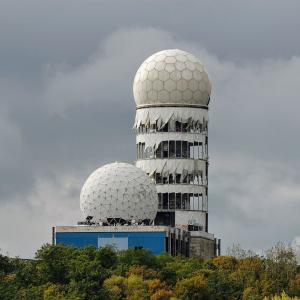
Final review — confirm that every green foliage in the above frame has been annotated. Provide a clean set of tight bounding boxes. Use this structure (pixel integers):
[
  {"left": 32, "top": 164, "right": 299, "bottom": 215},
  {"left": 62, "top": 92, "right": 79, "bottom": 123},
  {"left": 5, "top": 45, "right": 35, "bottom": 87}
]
[
  {"left": 175, "top": 274, "right": 210, "bottom": 300},
  {"left": 0, "top": 253, "right": 13, "bottom": 274},
  {"left": 263, "top": 291, "right": 300, "bottom": 300},
  {"left": 96, "top": 246, "right": 117, "bottom": 269},
  {"left": 0, "top": 243, "right": 299, "bottom": 300},
  {"left": 207, "top": 271, "right": 243, "bottom": 299},
  {"left": 103, "top": 275, "right": 127, "bottom": 300},
  {"left": 263, "top": 243, "right": 297, "bottom": 296},
  {"left": 35, "top": 244, "right": 78, "bottom": 284},
  {"left": 117, "top": 248, "right": 158, "bottom": 274}
]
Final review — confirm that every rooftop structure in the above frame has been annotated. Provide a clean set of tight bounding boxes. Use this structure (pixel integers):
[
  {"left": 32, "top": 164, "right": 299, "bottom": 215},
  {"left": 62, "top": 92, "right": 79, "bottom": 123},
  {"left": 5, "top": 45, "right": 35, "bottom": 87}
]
[
  {"left": 80, "top": 162, "right": 158, "bottom": 225},
  {"left": 133, "top": 49, "right": 211, "bottom": 108}
]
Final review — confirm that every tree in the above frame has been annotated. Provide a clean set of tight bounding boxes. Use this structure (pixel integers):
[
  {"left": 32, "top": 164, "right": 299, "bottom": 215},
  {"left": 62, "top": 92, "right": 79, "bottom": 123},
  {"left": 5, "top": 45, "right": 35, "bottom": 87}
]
[
  {"left": 263, "top": 243, "right": 297, "bottom": 296},
  {"left": 175, "top": 274, "right": 210, "bottom": 300},
  {"left": 158, "top": 265, "right": 177, "bottom": 287},
  {"left": 95, "top": 246, "right": 117, "bottom": 269},
  {"left": 43, "top": 283, "right": 81, "bottom": 300},
  {"left": 67, "top": 253, "right": 109, "bottom": 299},
  {"left": 147, "top": 278, "right": 174, "bottom": 300},
  {"left": 263, "top": 291, "right": 300, "bottom": 300},
  {"left": 125, "top": 275, "right": 149, "bottom": 300},
  {"left": 236, "top": 257, "right": 263, "bottom": 284},
  {"left": 227, "top": 244, "right": 256, "bottom": 259},
  {"left": 289, "top": 273, "right": 300, "bottom": 297},
  {"left": 207, "top": 271, "right": 243, "bottom": 300},
  {"left": 150, "top": 288, "right": 174, "bottom": 300},
  {"left": 0, "top": 253, "right": 13, "bottom": 275},
  {"left": 118, "top": 248, "right": 157, "bottom": 274},
  {"left": 35, "top": 244, "right": 78, "bottom": 284},
  {"left": 212, "top": 256, "right": 238, "bottom": 272},
  {"left": 128, "top": 265, "right": 157, "bottom": 280},
  {"left": 103, "top": 275, "right": 127, "bottom": 300},
  {"left": 242, "top": 287, "right": 261, "bottom": 300}
]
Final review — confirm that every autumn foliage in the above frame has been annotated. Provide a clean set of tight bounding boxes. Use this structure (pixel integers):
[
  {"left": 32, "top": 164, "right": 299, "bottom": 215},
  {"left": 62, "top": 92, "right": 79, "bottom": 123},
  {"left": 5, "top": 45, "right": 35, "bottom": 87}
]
[{"left": 0, "top": 243, "right": 299, "bottom": 299}]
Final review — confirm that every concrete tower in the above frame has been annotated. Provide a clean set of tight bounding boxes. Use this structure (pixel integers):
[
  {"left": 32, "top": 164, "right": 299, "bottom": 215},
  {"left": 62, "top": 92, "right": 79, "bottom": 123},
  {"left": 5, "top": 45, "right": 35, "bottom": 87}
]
[{"left": 133, "top": 49, "right": 211, "bottom": 233}]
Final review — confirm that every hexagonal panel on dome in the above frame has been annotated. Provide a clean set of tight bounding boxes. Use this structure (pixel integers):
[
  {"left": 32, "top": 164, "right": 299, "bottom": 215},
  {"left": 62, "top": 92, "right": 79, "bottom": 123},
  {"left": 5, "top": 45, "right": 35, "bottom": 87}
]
[
  {"left": 80, "top": 162, "right": 158, "bottom": 224},
  {"left": 133, "top": 49, "right": 211, "bottom": 108}
]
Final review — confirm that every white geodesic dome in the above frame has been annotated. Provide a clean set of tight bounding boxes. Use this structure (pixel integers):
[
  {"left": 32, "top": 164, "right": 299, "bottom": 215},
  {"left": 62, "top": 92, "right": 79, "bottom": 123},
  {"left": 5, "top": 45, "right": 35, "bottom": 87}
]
[
  {"left": 80, "top": 162, "right": 158, "bottom": 223},
  {"left": 133, "top": 49, "right": 211, "bottom": 108}
]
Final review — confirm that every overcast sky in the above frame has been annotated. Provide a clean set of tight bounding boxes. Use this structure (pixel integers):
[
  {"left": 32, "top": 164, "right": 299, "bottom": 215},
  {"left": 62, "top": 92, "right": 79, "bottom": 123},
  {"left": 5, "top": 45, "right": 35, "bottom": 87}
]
[{"left": 0, "top": 0, "right": 300, "bottom": 258}]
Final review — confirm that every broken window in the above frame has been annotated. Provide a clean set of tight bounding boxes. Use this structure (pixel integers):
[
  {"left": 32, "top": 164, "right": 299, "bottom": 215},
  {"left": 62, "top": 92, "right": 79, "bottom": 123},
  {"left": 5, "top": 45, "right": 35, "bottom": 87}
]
[
  {"left": 169, "top": 193, "right": 175, "bottom": 209},
  {"left": 188, "top": 174, "right": 194, "bottom": 184},
  {"left": 182, "top": 141, "right": 188, "bottom": 158},
  {"left": 169, "top": 173, "right": 175, "bottom": 184},
  {"left": 163, "top": 193, "right": 168, "bottom": 209},
  {"left": 155, "top": 173, "right": 162, "bottom": 184},
  {"left": 175, "top": 121, "right": 182, "bottom": 132},
  {"left": 155, "top": 143, "right": 162, "bottom": 158},
  {"left": 176, "top": 193, "right": 181, "bottom": 209},
  {"left": 169, "top": 119, "right": 175, "bottom": 132},
  {"left": 162, "top": 141, "right": 168, "bottom": 158},
  {"left": 150, "top": 124, "right": 156, "bottom": 133},
  {"left": 182, "top": 172, "right": 188, "bottom": 184},
  {"left": 182, "top": 193, "right": 188, "bottom": 210},
  {"left": 162, "top": 174, "right": 168, "bottom": 184},
  {"left": 157, "top": 192, "right": 203, "bottom": 211},
  {"left": 141, "top": 143, "right": 145, "bottom": 159},
  {"left": 158, "top": 193, "right": 162, "bottom": 209},
  {"left": 176, "top": 141, "right": 181, "bottom": 158},
  {"left": 169, "top": 141, "right": 175, "bottom": 158}
]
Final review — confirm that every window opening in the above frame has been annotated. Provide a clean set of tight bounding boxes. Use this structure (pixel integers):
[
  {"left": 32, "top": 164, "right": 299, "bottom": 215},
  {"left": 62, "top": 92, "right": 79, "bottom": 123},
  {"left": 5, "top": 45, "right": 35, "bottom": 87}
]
[
  {"left": 162, "top": 141, "right": 168, "bottom": 158},
  {"left": 156, "top": 173, "right": 162, "bottom": 184},
  {"left": 169, "top": 173, "right": 175, "bottom": 184},
  {"left": 169, "top": 141, "right": 175, "bottom": 158},
  {"left": 158, "top": 193, "right": 162, "bottom": 209},
  {"left": 169, "top": 193, "right": 175, "bottom": 209},
  {"left": 176, "top": 141, "right": 181, "bottom": 158},
  {"left": 176, "top": 193, "right": 181, "bottom": 209},
  {"left": 163, "top": 193, "right": 168, "bottom": 209}
]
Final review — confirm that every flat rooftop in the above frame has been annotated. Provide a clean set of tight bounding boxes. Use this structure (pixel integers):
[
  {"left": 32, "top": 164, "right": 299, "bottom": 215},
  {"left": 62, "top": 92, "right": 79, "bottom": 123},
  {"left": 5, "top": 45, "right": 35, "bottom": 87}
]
[{"left": 55, "top": 225, "right": 171, "bottom": 233}]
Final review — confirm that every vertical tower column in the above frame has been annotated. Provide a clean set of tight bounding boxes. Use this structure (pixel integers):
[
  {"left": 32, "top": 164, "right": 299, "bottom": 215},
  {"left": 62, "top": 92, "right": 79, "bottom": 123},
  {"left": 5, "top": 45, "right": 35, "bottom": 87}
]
[
  {"left": 134, "top": 106, "right": 209, "bottom": 231},
  {"left": 132, "top": 49, "right": 212, "bottom": 233}
]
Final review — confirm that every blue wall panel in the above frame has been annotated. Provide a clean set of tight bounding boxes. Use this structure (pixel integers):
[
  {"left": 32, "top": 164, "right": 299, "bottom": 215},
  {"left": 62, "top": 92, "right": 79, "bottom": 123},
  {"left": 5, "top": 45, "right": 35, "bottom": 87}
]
[{"left": 56, "top": 231, "right": 166, "bottom": 255}]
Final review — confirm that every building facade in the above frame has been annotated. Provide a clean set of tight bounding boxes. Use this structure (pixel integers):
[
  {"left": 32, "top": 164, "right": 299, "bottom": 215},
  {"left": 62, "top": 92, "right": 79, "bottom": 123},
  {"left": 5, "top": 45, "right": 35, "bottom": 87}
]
[{"left": 53, "top": 225, "right": 219, "bottom": 258}]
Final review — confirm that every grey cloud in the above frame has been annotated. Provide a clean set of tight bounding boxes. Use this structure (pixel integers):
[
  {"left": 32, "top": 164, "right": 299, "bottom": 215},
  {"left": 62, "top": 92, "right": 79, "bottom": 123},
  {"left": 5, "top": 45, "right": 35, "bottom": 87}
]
[
  {"left": 1, "top": 0, "right": 300, "bottom": 82},
  {"left": 0, "top": 175, "right": 81, "bottom": 257}
]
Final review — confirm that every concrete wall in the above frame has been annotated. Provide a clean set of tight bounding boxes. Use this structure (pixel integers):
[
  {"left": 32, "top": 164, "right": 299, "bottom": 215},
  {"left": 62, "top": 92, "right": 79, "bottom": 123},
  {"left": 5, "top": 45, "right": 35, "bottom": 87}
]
[
  {"left": 175, "top": 210, "right": 206, "bottom": 231},
  {"left": 190, "top": 233, "right": 216, "bottom": 260}
]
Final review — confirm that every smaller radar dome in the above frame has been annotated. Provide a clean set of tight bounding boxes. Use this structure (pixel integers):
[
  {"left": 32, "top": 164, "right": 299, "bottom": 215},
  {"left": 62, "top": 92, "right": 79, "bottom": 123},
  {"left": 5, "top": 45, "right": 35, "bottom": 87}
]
[
  {"left": 80, "top": 162, "right": 158, "bottom": 223},
  {"left": 133, "top": 49, "right": 211, "bottom": 108}
]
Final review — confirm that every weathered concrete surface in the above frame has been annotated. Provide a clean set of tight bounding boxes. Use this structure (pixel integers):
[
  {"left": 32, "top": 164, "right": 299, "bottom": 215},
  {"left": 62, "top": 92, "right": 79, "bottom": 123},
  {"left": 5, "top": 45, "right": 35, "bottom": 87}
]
[{"left": 190, "top": 234, "right": 215, "bottom": 260}]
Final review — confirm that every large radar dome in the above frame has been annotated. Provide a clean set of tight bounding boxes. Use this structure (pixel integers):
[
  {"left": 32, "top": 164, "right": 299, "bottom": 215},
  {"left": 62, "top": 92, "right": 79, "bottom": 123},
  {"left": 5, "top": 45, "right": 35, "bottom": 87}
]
[
  {"left": 80, "top": 162, "right": 158, "bottom": 224},
  {"left": 133, "top": 49, "right": 211, "bottom": 108}
]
